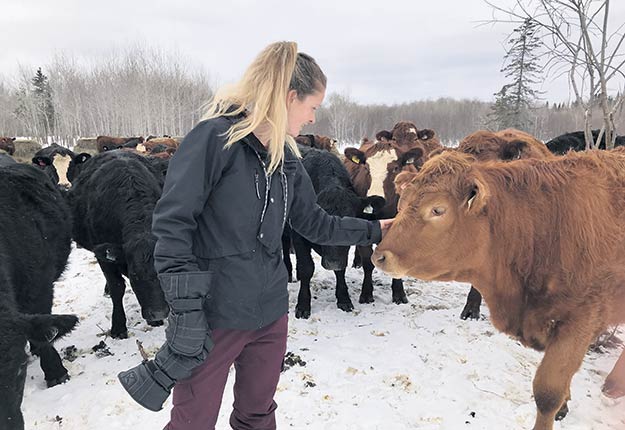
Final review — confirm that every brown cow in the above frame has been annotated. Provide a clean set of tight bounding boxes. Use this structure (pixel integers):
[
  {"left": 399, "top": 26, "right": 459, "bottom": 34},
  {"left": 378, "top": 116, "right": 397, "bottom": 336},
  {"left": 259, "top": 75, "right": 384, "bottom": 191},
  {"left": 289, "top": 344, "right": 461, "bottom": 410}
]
[
  {"left": 96, "top": 136, "right": 144, "bottom": 153},
  {"left": 373, "top": 150, "right": 625, "bottom": 430},
  {"left": 456, "top": 129, "right": 554, "bottom": 319},
  {"left": 0, "top": 137, "right": 16, "bottom": 156},
  {"left": 343, "top": 147, "right": 371, "bottom": 198}
]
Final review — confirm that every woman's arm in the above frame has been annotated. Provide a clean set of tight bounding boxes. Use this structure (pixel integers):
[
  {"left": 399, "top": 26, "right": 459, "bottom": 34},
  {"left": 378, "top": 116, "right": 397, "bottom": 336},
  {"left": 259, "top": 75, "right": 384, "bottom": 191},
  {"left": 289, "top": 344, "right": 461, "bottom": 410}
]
[
  {"left": 152, "top": 120, "right": 225, "bottom": 274},
  {"left": 288, "top": 160, "right": 382, "bottom": 246}
]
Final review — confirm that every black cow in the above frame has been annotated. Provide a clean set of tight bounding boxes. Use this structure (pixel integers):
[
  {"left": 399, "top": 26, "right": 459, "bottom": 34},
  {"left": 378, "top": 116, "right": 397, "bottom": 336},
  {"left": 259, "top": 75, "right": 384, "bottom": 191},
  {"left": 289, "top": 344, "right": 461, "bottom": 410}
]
[
  {"left": 69, "top": 151, "right": 169, "bottom": 338},
  {"left": 546, "top": 129, "right": 625, "bottom": 154},
  {"left": 0, "top": 164, "right": 78, "bottom": 430},
  {"left": 0, "top": 153, "right": 16, "bottom": 167},
  {"left": 290, "top": 146, "right": 385, "bottom": 319}
]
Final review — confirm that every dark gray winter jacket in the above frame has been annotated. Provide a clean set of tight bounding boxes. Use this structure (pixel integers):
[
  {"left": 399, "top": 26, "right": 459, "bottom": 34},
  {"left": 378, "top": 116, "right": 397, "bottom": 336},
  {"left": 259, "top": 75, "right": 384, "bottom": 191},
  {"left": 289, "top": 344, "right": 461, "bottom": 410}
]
[{"left": 152, "top": 114, "right": 381, "bottom": 331}]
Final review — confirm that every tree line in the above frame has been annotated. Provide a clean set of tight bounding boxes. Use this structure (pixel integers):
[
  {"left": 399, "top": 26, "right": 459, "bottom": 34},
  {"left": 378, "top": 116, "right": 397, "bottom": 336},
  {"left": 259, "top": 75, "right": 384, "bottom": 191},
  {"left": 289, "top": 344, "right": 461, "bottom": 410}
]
[{"left": 0, "top": 47, "right": 622, "bottom": 148}]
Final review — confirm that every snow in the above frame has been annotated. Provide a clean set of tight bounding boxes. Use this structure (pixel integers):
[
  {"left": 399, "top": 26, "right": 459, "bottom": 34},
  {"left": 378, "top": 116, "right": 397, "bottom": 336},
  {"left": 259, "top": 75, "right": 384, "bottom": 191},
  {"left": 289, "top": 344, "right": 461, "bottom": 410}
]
[{"left": 21, "top": 244, "right": 624, "bottom": 430}]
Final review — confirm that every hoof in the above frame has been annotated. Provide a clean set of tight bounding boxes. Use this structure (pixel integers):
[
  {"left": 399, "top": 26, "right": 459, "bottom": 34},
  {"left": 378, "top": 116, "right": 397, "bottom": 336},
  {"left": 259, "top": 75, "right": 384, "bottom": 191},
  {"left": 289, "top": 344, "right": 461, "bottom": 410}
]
[
  {"left": 147, "top": 320, "right": 164, "bottom": 327},
  {"left": 337, "top": 302, "right": 354, "bottom": 312},
  {"left": 359, "top": 294, "right": 374, "bottom": 304},
  {"left": 393, "top": 294, "right": 408, "bottom": 304},
  {"left": 602, "top": 379, "right": 625, "bottom": 398},
  {"left": 111, "top": 329, "right": 129, "bottom": 339},
  {"left": 555, "top": 402, "right": 569, "bottom": 421},
  {"left": 46, "top": 372, "right": 70, "bottom": 388},
  {"left": 460, "top": 306, "right": 481, "bottom": 320},
  {"left": 295, "top": 308, "right": 311, "bottom": 319}
]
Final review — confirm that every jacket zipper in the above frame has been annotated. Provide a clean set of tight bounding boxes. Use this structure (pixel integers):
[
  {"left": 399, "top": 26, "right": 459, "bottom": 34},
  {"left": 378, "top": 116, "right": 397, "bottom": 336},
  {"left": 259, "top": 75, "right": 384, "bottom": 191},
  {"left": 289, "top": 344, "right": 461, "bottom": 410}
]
[{"left": 254, "top": 171, "right": 261, "bottom": 199}]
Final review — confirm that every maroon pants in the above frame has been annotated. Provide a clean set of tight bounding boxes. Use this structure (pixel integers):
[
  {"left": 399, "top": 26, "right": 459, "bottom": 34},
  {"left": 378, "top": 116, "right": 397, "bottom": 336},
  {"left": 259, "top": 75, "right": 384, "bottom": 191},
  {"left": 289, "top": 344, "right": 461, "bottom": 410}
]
[{"left": 165, "top": 314, "right": 288, "bottom": 430}]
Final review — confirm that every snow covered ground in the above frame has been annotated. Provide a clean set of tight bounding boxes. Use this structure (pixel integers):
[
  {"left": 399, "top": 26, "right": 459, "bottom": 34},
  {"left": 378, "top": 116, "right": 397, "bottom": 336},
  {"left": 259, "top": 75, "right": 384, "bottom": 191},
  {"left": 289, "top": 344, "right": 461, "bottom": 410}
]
[{"left": 21, "top": 244, "right": 624, "bottom": 430}]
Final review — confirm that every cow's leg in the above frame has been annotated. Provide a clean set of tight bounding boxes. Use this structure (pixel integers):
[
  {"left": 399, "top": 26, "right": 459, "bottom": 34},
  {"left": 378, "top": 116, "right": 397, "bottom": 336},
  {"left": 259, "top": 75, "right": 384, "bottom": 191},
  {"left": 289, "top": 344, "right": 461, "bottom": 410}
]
[
  {"left": 603, "top": 348, "right": 625, "bottom": 398},
  {"left": 281, "top": 226, "right": 294, "bottom": 283},
  {"left": 293, "top": 235, "right": 314, "bottom": 319},
  {"left": 391, "top": 278, "right": 408, "bottom": 304},
  {"left": 358, "top": 245, "right": 375, "bottom": 304},
  {"left": 531, "top": 321, "right": 595, "bottom": 430},
  {"left": 460, "top": 286, "right": 482, "bottom": 320},
  {"left": 30, "top": 341, "right": 69, "bottom": 387},
  {"left": 352, "top": 246, "right": 362, "bottom": 269},
  {"left": 334, "top": 269, "right": 354, "bottom": 312},
  {"left": 97, "top": 259, "right": 128, "bottom": 338}
]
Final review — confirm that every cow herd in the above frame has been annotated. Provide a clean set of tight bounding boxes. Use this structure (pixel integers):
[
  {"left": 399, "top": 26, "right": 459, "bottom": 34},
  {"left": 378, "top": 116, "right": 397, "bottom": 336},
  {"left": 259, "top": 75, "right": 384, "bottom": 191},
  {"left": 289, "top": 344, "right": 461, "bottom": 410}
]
[{"left": 0, "top": 126, "right": 624, "bottom": 430}]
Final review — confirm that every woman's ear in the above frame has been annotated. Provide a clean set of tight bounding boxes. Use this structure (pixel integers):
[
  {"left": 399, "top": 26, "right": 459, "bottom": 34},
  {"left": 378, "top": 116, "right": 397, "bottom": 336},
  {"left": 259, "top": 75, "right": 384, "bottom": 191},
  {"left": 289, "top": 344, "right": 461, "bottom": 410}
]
[{"left": 286, "top": 89, "right": 298, "bottom": 105}]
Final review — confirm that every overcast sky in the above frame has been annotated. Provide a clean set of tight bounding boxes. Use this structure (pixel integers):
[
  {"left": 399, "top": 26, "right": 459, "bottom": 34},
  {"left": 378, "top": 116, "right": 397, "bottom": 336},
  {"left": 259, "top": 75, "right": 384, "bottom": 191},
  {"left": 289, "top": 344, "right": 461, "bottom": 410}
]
[{"left": 2, "top": 0, "right": 624, "bottom": 105}]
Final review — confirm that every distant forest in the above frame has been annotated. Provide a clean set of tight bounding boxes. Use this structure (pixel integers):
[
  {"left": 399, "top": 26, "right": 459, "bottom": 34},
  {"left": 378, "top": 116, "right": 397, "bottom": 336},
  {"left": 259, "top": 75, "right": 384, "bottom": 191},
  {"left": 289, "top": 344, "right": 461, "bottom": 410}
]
[{"left": 1, "top": 49, "right": 623, "bottom": 147}]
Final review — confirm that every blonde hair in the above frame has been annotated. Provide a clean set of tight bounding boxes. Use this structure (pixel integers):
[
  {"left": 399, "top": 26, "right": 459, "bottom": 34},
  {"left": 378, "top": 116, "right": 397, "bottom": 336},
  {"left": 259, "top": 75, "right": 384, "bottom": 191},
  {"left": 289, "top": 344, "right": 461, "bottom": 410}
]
[{"left": 202, "top": 41, "right": 327, "bottom": 173}]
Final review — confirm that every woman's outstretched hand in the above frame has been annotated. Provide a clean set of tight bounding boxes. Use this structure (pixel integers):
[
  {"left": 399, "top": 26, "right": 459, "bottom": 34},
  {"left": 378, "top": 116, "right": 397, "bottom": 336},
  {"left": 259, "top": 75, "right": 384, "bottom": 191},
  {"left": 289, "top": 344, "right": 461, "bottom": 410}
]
[{"left": 379, "top": 218, "right": 394, "bottom": 237}]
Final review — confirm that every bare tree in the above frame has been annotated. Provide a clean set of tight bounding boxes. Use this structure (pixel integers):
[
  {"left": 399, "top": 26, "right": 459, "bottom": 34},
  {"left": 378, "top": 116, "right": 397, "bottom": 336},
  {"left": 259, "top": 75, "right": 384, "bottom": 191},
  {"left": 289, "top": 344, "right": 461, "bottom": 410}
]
[{"left": 485, "top": 0, "right": 625, "bottom": 149}]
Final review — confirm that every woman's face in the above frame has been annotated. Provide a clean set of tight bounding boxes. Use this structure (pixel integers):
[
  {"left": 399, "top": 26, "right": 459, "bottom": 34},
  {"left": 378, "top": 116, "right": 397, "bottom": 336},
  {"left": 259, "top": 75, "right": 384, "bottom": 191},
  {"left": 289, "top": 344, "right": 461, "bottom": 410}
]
[{"left": 286, "top": 88, "right": 325, "bottom": 137}]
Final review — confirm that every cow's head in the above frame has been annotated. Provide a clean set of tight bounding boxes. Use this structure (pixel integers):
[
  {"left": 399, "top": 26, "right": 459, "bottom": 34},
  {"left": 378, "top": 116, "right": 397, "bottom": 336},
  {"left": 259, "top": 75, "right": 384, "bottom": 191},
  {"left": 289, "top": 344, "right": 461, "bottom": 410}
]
[
  {"left": 373, "top": 151, "right": 490, "bottom": 282},
  {"left": 0, "top": 137, "right": 16, "bottom": 156},
  {"left": 460, "top": 130, "right": 552, "bottom": 163},
  {"left": 392, "top": 121, "right": 419, "bottom": 146},
  {"left": 66, "top": 152, "right": 92, "bottom": 184},
  {"left": 0, "top": 312, "right": 77, "bottom": 430},
  {"left": 93, "top": 238, "right": 169, "bottom": 325}
]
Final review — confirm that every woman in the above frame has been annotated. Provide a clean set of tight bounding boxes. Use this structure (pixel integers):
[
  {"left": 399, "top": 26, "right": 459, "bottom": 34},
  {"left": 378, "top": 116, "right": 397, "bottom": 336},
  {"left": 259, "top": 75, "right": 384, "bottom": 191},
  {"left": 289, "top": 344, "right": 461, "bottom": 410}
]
[{"left": 119, "top": 41, "right": 392, "bottom": 430}]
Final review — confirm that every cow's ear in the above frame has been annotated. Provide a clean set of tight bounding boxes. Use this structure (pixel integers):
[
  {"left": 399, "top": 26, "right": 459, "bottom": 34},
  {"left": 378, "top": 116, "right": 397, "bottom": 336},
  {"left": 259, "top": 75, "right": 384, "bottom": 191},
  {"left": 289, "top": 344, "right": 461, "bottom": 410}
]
[
  {"left": 32, "top": 156, "right": 52, "bottom": 166},
  {"left": 366, "top": 195, "right": 386, "bottom": 211},
  {"left": 501, "top": 140, "right": 527, "bottom": 161},
  {"left": 344, "top": 147, "right": 366, "bottom": 164},
  {"left": 23, "top": 313, "right": 79, "bottom": 343},
  {"left": 395, "top": 170, "right": 419, "bottom": 193},
  {"left": 93, "top": 243, "right": 124, "bottom": 262},
  {"left": 418, "top": 129, "right": 435, "bottom": 140},
  {"left": 465, "top": 176, "right": 490, "bottom": 214},
  {"left": 400, "top": 147, "right": 424, "bottom": 167},
  {"left": 75, "top": 153, "right": 91, "bottom": 164}
]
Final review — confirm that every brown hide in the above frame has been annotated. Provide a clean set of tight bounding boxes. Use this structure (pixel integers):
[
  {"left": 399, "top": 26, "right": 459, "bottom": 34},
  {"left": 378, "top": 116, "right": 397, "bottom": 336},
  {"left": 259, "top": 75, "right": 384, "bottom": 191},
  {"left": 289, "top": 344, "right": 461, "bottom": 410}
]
[
  {"left": 138, "top": 138, "right": 179, "bottom": 153},
  {"left": 0, "top": 137, "right": 16, "bottom": 155},
  {"left": 374, "top": 149, "right": 625, "bottom": 429},
  {"left": 96, "top": 136, "right": 145, "bottom": 153},
  {"left": 295, "top": 134, "right": 338, "bottom": 154},
  {"left": 343, "top": 147, "right": 371, "bottom": 198},
  {"left": 382, "top": 148, "right": 425, "bottom": 208},
  {"left": 458, "top": 129, "right": 552, "bottom": 161}
]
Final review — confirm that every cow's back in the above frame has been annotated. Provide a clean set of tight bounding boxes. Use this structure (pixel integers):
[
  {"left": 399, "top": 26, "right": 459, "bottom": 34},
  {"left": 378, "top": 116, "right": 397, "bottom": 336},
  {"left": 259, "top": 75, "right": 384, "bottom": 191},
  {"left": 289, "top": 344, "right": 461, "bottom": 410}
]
[
  {"left": 70, "top": 151, "right": 162, "bottom": 249},
  {"left": 0, "top": 164, "right": 72, "bottom": 313}
]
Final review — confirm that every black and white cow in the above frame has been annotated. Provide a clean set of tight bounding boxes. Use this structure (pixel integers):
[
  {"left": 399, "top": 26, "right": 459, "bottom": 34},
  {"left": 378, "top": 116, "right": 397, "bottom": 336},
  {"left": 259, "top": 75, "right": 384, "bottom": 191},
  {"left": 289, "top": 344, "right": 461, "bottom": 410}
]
[
  {"left": 69, "top": 150, "right": 169, "bottom": 338},
  {"left": 0, "top": 164, "right": 78, "bottom": 430}
]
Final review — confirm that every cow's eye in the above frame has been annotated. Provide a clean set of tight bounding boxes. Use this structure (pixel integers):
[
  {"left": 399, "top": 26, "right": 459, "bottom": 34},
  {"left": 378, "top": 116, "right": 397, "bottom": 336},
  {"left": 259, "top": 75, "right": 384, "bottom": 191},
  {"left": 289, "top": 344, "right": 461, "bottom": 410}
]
[{"left": 431, "top": 207, "right": 446, "bottom": 216}]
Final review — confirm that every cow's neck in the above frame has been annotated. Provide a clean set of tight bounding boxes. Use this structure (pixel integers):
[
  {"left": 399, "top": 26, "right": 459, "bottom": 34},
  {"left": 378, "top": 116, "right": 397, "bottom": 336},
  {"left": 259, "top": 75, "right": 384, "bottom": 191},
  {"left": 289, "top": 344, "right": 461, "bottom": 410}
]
[{"left": 473, "top": 268, "right": 525, "bottom": 337}]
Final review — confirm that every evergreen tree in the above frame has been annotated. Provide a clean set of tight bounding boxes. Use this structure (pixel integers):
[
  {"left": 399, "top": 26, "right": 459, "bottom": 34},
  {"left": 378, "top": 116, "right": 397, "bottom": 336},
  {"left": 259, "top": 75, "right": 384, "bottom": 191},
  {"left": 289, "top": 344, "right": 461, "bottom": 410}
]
[
  {"left": 31, "top": 67, "right": 55, "bottom": 136},
  {"left": 489, "top": 19, "right": 543, "bottom": 131}
]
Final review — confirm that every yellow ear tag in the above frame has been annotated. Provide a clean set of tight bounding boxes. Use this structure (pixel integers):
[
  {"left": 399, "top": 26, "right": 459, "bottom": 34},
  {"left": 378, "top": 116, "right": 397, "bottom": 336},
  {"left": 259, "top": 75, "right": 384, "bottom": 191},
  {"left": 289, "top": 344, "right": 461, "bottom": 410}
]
[{"left": 351, "top": 156, "right": 361, "bottom": 164}]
